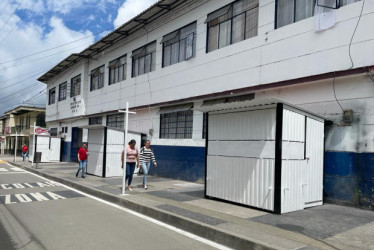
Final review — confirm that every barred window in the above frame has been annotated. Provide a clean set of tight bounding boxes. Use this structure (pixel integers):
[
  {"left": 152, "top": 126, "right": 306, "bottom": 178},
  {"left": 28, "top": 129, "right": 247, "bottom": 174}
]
[
  {"left": 48, "top": 88, "right": 56, "bottom": 105},
  {"left": 91, "top": 65, "right": 105, "bottom": 91},
  {"left": 59, "top": 82, "right": 67, "bottom": 101},
  {"left": 132, "top": 41, "right": 156, "bottom": 77},
  {"left": 162, "top": 22, "right": 196, "bottom": 67},
  {"left": 70, "top": 74, "right": 81, "bottom": 97},
  {"left": 206, "top": 0, "right": 259, "bottom": 53},
  {"left": 160, "top": 110, "right": 193, "bottom": 139},
  {"left": 106, "top": 114, "right": 124, "bottom": 129},
  {"left": 89, "top": 116, "right": 102, "bottom": 125},
  {"left": 109, "top": 55, "right": 126, "bottom": 85}
]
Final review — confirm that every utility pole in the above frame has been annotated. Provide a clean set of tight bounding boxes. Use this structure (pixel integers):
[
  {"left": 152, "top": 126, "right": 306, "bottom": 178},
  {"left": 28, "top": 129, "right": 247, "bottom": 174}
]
[
  {"left": 119, "top": 102, "right": 136, "bottom": 195},
  {"left": 14, "top": 129, "right": 18, "bottom": 162},
  {"left": 31, "top": 122, "right": 36, "bottom": 167}
]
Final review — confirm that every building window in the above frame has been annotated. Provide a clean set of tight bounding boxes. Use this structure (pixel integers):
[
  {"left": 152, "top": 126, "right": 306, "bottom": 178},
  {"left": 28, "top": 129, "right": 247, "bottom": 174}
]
[
  {"left": 276, "top": 0, "right": 360, "bottom": 28},
  {"left": 70, "top": 74, "right": 81, "bottom": 97},
  {"left": 36, "top": 113, "right": 46, "bottom": 127},
  {"left": 206, "top": 0, "right": 259, "bottom": 53},
  {"left": 49, "top": 128, "right": 57, "bottom": 136},
  {"left": 89, "top": 116, "right": 102, "bottom": 125},
  {"left": 48, "top": 88, "right": 56, "bottom": 105},
  {"left": 162, "top": 22, "right": 196, "bottom": 67},
  {"left": 160, "top": 110, "right": 193, "bottom": 139},
  {"left": 132, "top": 41, "right": 156, "bottom": 77},
  {"left": 202, "top": 113, "right": 207, "bottom": 139},
  {"left": 59, "top": 82, "right": 67, "bottom": 101},
  {"left": 90, "top": 65, "right": 105, "bottom": 91},
  {"left": 109, "top": 55, "right": 126, "bottom": 85},
  {"left": 107, "top": 114, "right": 124, "bottom": 129}
]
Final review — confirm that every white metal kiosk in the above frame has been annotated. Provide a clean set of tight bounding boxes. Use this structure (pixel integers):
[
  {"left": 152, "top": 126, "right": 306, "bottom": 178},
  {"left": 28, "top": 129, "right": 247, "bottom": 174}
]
[
  {"left": 199, "top": 97, "right": 325, "bottom": 214},
  {"left": 85, "top": 126, "right": 142, "bottom": 178}
]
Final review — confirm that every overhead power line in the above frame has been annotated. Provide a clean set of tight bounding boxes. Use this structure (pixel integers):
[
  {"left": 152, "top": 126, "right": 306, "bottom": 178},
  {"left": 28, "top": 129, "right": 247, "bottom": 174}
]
[
  {"left": 0, "top": 0, "right": 38, "bottom": 45},
  {"left": 0, "top": 0, "right": 24, "bottom": 34},
  {"left": 0, "top": 0, "right": 11, "bottom": 19}
]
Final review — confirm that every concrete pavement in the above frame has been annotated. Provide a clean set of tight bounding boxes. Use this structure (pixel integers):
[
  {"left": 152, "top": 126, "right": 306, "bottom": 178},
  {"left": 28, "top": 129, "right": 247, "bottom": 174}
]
[
  {"left": 0, "top": 161, "right": 228, "bottom": 250},
  {"left": 2, "top": 155, "right": 374, "bottom": 250}
]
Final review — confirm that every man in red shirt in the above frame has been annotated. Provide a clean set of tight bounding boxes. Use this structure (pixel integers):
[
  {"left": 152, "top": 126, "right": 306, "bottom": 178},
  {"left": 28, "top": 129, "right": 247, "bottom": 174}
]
[
  {"left": 76, "top": 144, "right": 88, "bottom": 178},
  {"left": 22, "top": 144, "right": 28, "bottom": 161}
]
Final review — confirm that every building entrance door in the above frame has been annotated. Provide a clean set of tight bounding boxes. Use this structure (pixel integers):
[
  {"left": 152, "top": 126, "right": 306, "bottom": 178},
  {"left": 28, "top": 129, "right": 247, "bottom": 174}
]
[{"left": 71, "top": 127, "right": 82, "bottom": 162}]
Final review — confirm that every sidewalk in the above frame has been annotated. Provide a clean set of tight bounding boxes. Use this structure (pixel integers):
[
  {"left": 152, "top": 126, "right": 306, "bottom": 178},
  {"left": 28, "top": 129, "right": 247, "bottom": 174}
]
[{"left": 1, "top": 155, "right": 374, "bottom": 250}]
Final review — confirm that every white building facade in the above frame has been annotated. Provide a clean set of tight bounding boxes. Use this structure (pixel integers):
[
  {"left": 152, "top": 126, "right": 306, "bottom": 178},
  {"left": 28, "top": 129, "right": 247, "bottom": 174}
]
[{"left": 39, "top": 0, "right": 374, "bottom": 209}]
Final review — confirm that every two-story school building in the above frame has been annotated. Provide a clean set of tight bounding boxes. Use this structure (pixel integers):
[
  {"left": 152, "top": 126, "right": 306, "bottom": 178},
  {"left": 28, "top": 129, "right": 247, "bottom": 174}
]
[{"left": 38, "top": 0, "right": 374, "bottom": 209}]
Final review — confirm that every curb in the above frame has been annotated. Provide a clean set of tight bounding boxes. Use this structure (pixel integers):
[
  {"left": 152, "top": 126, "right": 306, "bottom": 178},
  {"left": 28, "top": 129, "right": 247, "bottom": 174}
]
[{"left": 8, "top": 162, "right": 276, "bottom": 250}]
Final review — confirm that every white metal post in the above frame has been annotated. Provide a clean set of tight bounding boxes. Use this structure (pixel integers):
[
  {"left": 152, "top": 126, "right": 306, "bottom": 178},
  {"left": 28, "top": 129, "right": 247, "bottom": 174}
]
[
  {"left": 119, "top": 102, "right": 136, "bottom": 195},
  {"left": 31, "top": 122, "right": 36, "bottom": 167},
  {"left": 14, "top": 130, "right": 18, "bottom": 162}
]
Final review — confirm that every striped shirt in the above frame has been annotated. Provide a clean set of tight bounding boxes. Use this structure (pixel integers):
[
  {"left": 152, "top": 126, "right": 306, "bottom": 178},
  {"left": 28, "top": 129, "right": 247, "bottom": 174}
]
[{"left": 139, "top": 147, "right": 156, "bottom": 165}]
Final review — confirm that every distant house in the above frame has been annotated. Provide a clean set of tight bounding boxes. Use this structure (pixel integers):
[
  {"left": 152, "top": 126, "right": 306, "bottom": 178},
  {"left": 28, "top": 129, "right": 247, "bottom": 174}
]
[{"left": 0, "top": 106, "right": 45, "bottom": 155}]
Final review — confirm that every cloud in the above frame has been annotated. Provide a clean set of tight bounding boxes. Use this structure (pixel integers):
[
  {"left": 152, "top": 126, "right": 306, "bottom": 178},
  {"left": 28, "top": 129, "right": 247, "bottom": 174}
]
[
  {"left": 0, "top": 12, "right": 94, "bottom": 115},
  {"left": 113, "top": 0, "right": 158, "bottom": 27}
]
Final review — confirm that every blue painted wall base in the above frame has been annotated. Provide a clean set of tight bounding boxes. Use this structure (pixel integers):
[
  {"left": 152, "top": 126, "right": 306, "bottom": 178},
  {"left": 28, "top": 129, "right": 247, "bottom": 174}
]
[
  {"left": 324, "top": 151, "right": 374, "bottom": 210},
  {"left": 149, "top": 145, "right": 206, "bottom": 183}
]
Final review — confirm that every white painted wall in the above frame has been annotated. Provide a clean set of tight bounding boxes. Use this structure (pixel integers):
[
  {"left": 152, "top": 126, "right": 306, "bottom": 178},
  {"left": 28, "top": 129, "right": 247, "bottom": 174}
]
[
  {"left": 45, "top": 0, "right": 373, "bottom": 121},
  {"left": 45, "top": 0, "right": 374, "bottom": 153}
]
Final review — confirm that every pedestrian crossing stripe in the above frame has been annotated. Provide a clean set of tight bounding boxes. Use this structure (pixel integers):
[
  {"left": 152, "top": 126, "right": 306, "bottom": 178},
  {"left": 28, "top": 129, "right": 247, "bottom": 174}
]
[{"left": 0, "top": 168, "right": 8, "bottom": 172}]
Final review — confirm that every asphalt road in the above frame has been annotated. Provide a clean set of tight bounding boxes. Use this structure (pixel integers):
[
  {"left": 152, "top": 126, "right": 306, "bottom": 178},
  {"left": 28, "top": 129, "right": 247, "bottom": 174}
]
[{"left": 0, "top": 161, "right": 226, "bottom": 250}]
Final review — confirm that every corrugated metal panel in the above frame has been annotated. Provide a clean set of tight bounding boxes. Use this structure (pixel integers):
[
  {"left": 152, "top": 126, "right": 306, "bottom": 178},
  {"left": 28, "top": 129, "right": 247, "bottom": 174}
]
[
  {"left": 282, "top": 109, "right": 305, "bottom": 142},
  {"left": 207, "top": 156, "right": 275, "bottom": 211},
  {"left": 305, "top": 118, "right": 324, "bottom": 205},
  {"left": 106, "top": 129, "right": 142, "bottom": 177},
  {"left": 208, "top": 140, "right": 275, "bottom": 159},
  {"left": 281, "top": 160, "right": 306, "bottom": 214},
  {"left": 106, "top": 129, "right": 124, "bottom": 178},
  {"left": 36, "top": 136, "right": 50, "bottom": 162},
  {"left": 49, "top": 138, "right": 61, "bottom": 161},
  {"left": 87, "top": 128, "right": 104, "bottom": 176},
  {"left": 209, "top": 108, "right": 276, "bottom": 140}
]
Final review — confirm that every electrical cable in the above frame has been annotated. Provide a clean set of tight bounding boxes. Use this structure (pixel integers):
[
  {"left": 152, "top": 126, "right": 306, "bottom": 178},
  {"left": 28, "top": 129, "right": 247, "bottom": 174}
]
[
  {"left": 0, "top": 0, "right": 37, "bottom": 45},
  {"left": 0, "top": 70, "right": 47, "bottom": 91},
  {"left": 0, "top": 65, "right": 54, "bottom": 83},
  {"left": 332, "top": 72, "right": 344, "bottom": 112},
  {"left": 0, "top": 23, "right": 120, "bottom": 65},
  {"left": 0, "top": 0, "right": 11, "bottom": 19},
  {"left": 348, "top": 0, "right": 365, "bottom": 69},
  {"left": 0, "top": 0, "right": 24, "bottom": 34},
  {"left": 0, "top": 42, "right": 89, "bottom": 70}
]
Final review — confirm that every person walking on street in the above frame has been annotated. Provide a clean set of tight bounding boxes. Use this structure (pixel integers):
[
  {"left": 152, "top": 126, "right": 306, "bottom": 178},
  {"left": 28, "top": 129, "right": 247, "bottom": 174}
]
[
  {"left": 76, "top": 144, "right": 88, "bottom": 178},
  {"left": 121, "top": 139, "right": 139, "bottom": 191},
  {"left": 22, "top": 144, "right": 28, "bottom": 161},
  {"left": 139, "top": 140, "right": 157, "bottom": 189}
]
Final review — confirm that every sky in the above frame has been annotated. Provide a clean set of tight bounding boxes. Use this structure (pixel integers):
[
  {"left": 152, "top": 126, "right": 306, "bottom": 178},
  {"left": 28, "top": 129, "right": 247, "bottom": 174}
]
[{"left": 0, "top": 0, "right": 157, "bottom": 116}]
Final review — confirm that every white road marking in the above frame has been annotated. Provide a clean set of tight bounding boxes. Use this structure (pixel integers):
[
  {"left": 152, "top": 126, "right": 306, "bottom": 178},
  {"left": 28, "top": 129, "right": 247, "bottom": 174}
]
[
  {"left": 0, "top": 168, "right": 8, "bottom": 172},
  {"left": 11, "top": 167, "right": 25, "bottom": 172},
  {"left": 22, "top": 168, "right": 232, "bottom": 250}
]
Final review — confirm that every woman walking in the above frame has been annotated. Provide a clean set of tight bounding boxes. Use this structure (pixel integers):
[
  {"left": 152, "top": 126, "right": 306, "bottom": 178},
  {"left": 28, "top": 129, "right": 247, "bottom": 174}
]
[
  {"left": 121, "top": 139, "right": 139, "bottom": 191},
  {"left": 139, "top": 140, "right": 157, "bottom": 189}
]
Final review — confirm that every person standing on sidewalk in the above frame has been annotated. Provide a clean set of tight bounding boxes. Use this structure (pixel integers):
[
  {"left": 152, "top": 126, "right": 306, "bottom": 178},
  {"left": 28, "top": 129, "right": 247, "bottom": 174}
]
[
  {"left": 121, "top": 139, "right": 139, "bottom": 191},
  {"left": 22, "top": 144, "right": 28, "bottom": 161},
  {"left": 76, "top": 144, "right": 88, "bottom": 178},
  {"left": 139, "top": 140, "right": 157, "bottom": 189}
]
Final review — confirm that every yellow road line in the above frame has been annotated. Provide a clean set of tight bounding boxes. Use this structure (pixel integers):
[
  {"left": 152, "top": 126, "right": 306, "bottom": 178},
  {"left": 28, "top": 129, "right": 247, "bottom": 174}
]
[{"left": 0, "top": 160, "right": 7, "bottom": 163}]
